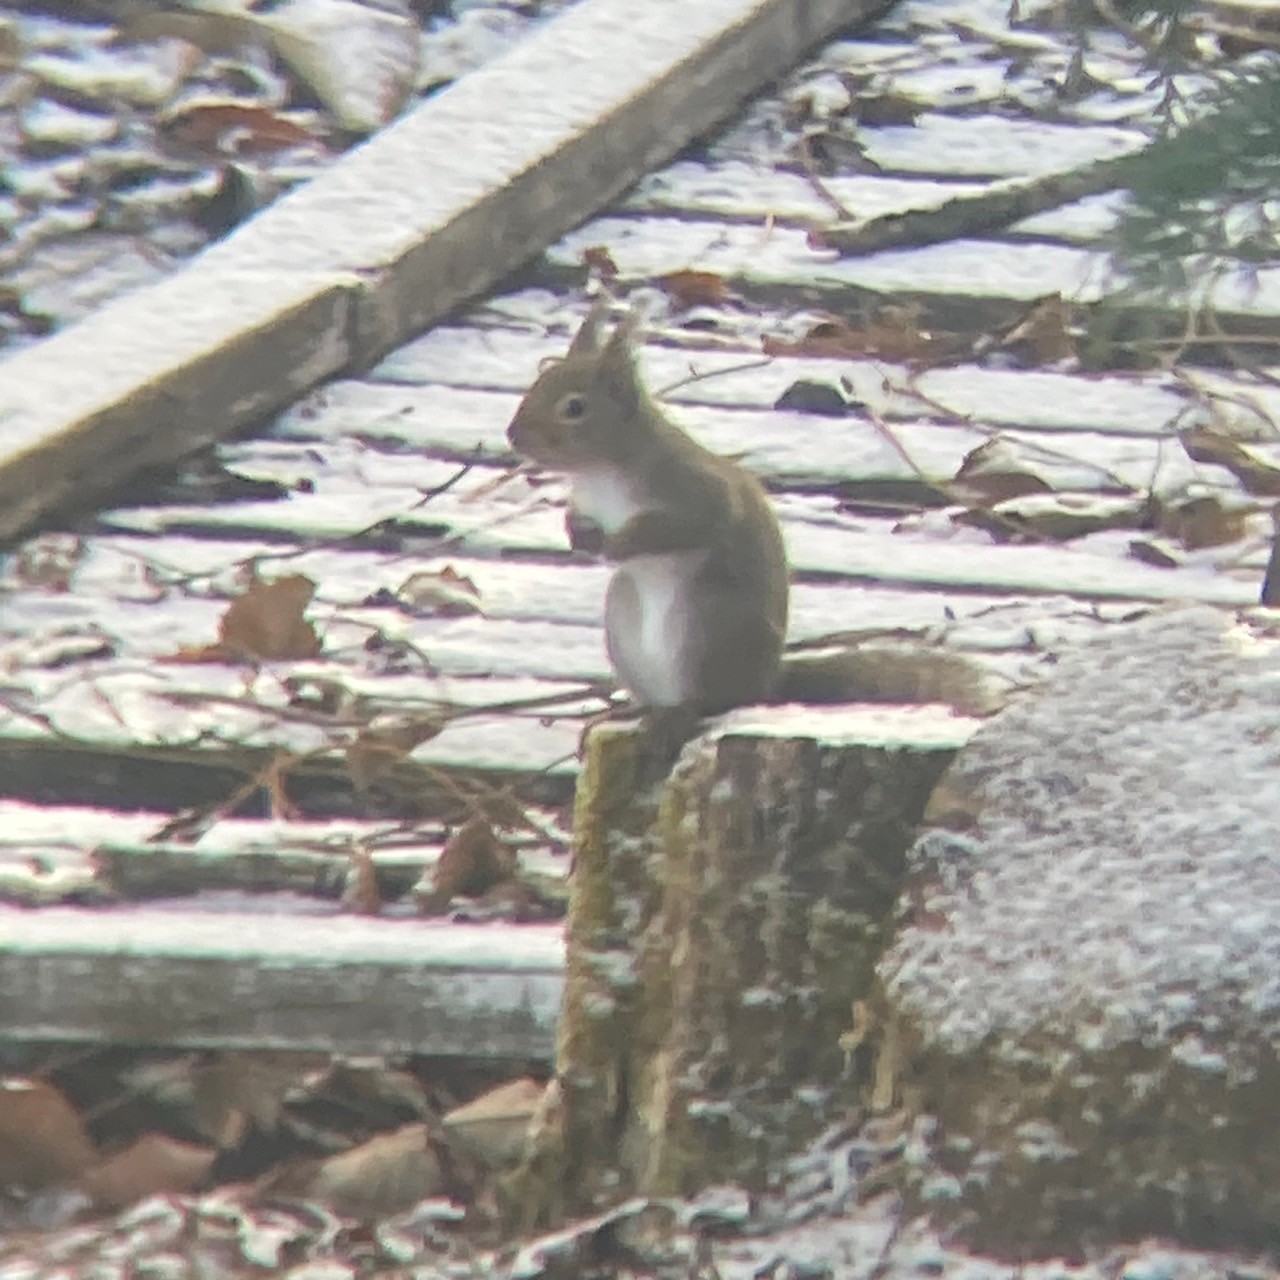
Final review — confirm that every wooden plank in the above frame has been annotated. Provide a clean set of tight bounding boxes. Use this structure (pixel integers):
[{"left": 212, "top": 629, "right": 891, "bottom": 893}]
[
  {"left": 0, "top": 799, "right": 568, "bottom": 908},
  {"left": 252, "top": 381, "right": 1204, "bottom": 495},
  {"left": 0, "top": 908, "right": 565, "bottom": 1058},
  {"left": 0, "top": 270, "right": 354, "bottom": 545},
  {"left": 366, "top": 319, "right": 1193, "bottom": 439},
  {"left": 0, "top": 0, "right": 896, "bottom": 545},
  {"left": 543, "top": 215, "right": 1280, "bottom": 332}
]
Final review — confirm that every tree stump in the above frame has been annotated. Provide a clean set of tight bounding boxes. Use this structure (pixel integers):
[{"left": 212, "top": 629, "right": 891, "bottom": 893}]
[{"left": 509, "top": 703, "right": 977, "bottom": 1225}]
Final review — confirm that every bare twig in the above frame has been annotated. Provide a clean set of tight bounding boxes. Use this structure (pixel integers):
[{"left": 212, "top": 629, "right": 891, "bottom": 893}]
[{"left": 656, "top": 356, "right": 776, "bottom": 398}]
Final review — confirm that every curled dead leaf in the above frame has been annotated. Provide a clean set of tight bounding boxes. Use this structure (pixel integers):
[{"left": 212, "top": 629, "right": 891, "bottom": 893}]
[
  {"left": 345, "top": 716, "right": 445, "bottom": 793},
  {"left": 954, "top": 492, "right": 1148, "bottom": 542},
  {"left": 413, "top": 817, "right": 515, "bottom": 915},
  {"left": 581, "top": 245, "right": 619, "bottom": 284},
  {"left": 1180, "top": 430, "right": 1280, "bottom": 496},
  {"left": 997, "top": 294, "right": 1078, "bottom": 366},
  {"left": 160, "top": 100, "right": 319, "bottom": 156},
  {"left": 952, "top": 435, "right": 1130, "bottom": 505},
  {"left": 80, "top": 1133, "right": 216, "bottom": 1211},
  {"left": 0, "top": 1078, "right": 97, "bottom": 1191},
  {"left": 262, "top": 0, "right": 419, "bottom": 133},
  {"left": 272, "top": 1122, "right": 447, "bottom": 1218},
  {"left": 341, "top": 842, "right": 382, "bottom": 915},
  {"left": 442, "top": 1077, "right": 545, "bottom": 1169},
  {"left": 396, "top": 566, "right": 482, "bottom": 617}
]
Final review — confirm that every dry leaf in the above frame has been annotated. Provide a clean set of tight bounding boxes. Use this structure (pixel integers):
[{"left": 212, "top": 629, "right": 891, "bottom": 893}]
[
  {"left": 0, "top": 1078, "right": 97, "bottom": 1190},
  {"left": 581, "top": 246, "right": 619, "bottom": 284},
  {"left": 190, "top": 1053, "right": 299, "bottom": 1146},
  {"left": 763, "top": 309, "right": 949, "bottom": 364},
  {"left": 345, "top": 716, "right": 444, "bottom": 793},
  {"left": 160, "top": 100, "right": 318, "bottom": 156},
  {"left": 1155, "top": 488, "right": 1252, "bottom": 550},
  {"left": 655, "top": 269, "right": 730, "bottom": 310},
  {"left": 263, "top": 0, "right": 418, "bottom": 133},
  {"left": 14, "top": 534, "right": 84, "bottom": 592},
  {"left": 167, "top": 573, "right": 321, "bottom": 663},
  {"left": 952, "top": 435, "right": 1130, "bottom": 504},
  {"left": 285, "top": 1123, "right": 446, "bottom": 1218},
  {"left": 80, "top": 1134, "right": 216, "bottom": 1211},
  {"left": 442, "top": 1078, "right": 544, "bottom": 1169},
  {"left": 954, "top": 492, "right": 1148, "bottom": 542},
  {"left": 396, "top": 566, "right": 483, "bottom": 617},
  {"left": 1180, "top": 430, "right": 1280, "bottom": 496},
  {"left": 341, "top": 842, "right": 382, "bottom": 915},
  {"left": 413, "top": 817, "right": 515, "bottom": 915},
  {"left": 998, "top": 293, "right": 1078, "bottom": 365}
]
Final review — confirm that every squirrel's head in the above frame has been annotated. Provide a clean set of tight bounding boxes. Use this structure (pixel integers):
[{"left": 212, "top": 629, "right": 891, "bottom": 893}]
[{"left": 506, "top": 299, "right": 649, "bottom": 470}]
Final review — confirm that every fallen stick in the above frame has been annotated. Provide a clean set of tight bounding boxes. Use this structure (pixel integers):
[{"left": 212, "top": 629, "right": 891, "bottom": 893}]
[{"left": 809, "top": 147, "right": 1143, "bottom": 258}]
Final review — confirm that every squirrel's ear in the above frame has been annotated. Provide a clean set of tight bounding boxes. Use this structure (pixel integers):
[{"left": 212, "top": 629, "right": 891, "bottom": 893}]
[
  {"left": 602, "top": 305, "right": 645, "bottom": 361},
  {"left": 566, "top": 295, "right": 612, "bottom": 358},
  {"left": 595, "top": 312, "right": 644, "bottom": 415}
]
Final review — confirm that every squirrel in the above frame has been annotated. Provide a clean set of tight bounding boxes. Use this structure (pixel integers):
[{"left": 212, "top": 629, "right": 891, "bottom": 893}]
[{"left": 506, "top": 298, "right": 1007, "bottom": 719}]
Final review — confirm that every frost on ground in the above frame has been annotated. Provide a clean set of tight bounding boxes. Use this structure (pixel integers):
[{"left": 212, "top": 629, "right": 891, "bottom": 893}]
[{"left": 880, "top": 605, "right": 1280, "bottom": 1254}]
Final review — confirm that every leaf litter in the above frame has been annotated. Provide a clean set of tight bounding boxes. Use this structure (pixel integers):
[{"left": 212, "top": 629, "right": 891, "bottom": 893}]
[{"left": 0, "top": 0, "right": 572, "bottom": 347}]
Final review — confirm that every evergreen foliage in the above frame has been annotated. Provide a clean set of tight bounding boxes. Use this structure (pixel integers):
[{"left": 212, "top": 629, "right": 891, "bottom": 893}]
[{"left": 1107, "top": 1, "right": 1280, "bottom": 298}]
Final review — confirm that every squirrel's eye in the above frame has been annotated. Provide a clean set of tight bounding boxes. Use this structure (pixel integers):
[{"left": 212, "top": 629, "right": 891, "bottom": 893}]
[{"left": 556, "top": 393, "right": 587, "bottom": 423}]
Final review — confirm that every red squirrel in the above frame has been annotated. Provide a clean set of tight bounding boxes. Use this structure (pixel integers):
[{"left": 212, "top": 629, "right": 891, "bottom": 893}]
[{"left": 507, "top": 300, "right": 1005, "bottom": 719}]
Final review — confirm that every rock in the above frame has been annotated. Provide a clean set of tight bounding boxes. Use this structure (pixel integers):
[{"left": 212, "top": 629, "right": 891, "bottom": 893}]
[{"left": 879, "top": 606, "right": 1280, "bottom": 1255}]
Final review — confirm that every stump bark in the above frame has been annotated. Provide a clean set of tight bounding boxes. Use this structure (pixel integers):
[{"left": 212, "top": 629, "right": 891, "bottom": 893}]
[{"left": 509, "top": 704, "right": 977, "bottom": 1224}]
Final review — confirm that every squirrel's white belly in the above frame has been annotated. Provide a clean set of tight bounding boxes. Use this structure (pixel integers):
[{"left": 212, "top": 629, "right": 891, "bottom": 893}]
[
  {"left": 571, "top": 467, "right": 641, "bottom": 535},
  {"left": 606, "top": 552, "right": 707, "bottom": 707}
]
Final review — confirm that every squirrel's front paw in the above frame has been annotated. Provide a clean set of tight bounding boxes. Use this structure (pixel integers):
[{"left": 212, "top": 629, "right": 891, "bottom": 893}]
[{"left": 566, "top": 510, "right": 605, "bottom": 555}]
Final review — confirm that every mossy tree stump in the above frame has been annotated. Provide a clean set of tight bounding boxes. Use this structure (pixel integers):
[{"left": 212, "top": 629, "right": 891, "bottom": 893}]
[{"left": 511, "top": 704, "right": 978, "bottom": 1225}]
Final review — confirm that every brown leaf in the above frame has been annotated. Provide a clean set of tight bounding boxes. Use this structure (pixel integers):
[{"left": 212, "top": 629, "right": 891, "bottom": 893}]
[
  {"left": 954, "top": 493, "right": 1147, "bottom": 542},
  {"left": 998, "top": 294, "right": 1078, "bottom": 365},
  {"left": 1180, "top": 430, "right": 1280, "bottom": 496},
  {"left": 396, "top": 566, "right": 482, "bottom": 617},
  {"left": 161, "top": 101, "right": 318, "bottom": 156},
  {"left": 581, "top": 246, "right": 619, "bottom": 284},
  {"left": 763, "top": 309, "right": 949, "bottom": 364},
  {"left": 413, "top": 817, "right": 515, "bottom": 915},
  {"left": 341, "top": 842, "right": 382, "bottom": 915},
  {"left": 0, "top": 1078, "right": 97, "bottom": 1191},
  {"left": 14, "top": 534, "right": 84, "bottom": 592},
  {"left": 263, "top": 0, "right": 419, "bottom": 134},
  {"left": 443, "top": 1078, "right": 544, "bottom": 1169},
  {"left": 952, "top": 435, "right": 1130, "bottom": 505},
  {"left": 80, "top": 1134, "right": 216, "bottom": 1211},
  {"left": 345, "top": 716, "right": 445, "bottom": 793},
  {"left": 655, "top": 269, "right": 730, "bottom": 310},
  {"left": 189, "top": 1053, "right": 300, "bottom": 1146},
  {"left": 170, "top": 573, "right": 321, "bottom": 663},
  {"left": 275, "top": 1123, "right": 446, "bottom": 1218},
  {"left": 1155, "top": 489, "right": 1252, "bottom": 550}
]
